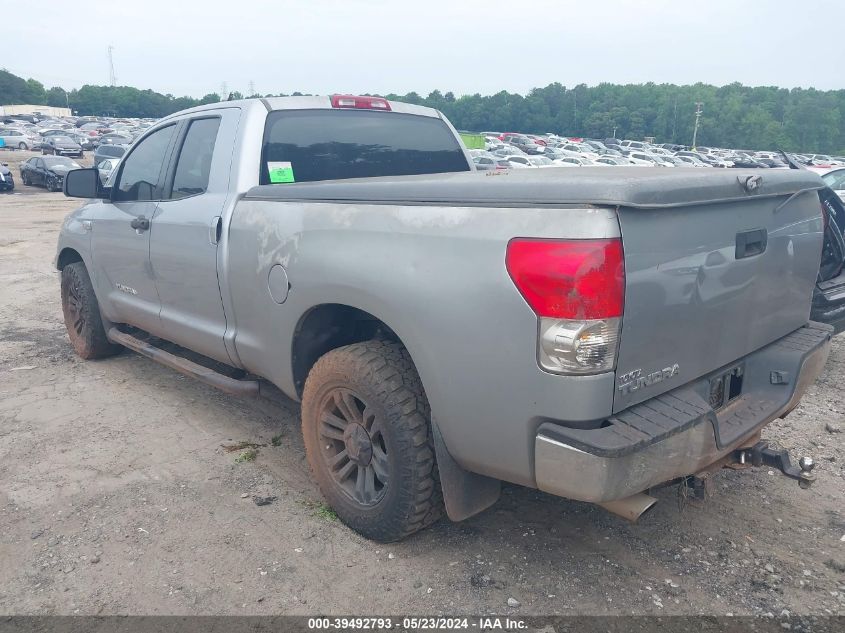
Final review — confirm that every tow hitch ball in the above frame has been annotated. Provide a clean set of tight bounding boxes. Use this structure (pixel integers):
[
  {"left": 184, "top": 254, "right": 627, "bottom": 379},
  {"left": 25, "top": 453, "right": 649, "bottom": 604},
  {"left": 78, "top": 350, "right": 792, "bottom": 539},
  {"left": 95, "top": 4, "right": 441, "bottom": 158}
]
[{"left": 734, "top": 441, "right": 816, "bottom": 489}]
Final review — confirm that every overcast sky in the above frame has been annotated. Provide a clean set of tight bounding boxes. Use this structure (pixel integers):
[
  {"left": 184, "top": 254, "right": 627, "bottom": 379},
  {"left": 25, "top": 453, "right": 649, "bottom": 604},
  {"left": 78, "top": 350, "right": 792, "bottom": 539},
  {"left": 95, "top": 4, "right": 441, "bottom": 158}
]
[{"left": 5, "top": 0, "right": 843, "bottom": 98}]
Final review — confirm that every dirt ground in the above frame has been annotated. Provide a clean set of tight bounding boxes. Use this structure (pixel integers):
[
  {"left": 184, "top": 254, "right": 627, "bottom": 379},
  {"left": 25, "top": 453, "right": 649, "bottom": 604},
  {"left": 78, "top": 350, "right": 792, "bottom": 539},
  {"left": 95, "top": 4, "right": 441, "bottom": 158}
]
[{"left": 0, "top": 148, "right": 843, "bottom": 617}]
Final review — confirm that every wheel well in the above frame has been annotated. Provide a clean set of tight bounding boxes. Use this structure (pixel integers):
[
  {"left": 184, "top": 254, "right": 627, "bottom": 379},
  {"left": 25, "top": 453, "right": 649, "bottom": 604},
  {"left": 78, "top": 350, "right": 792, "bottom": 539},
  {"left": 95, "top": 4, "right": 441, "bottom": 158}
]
[
  {"left": 292, "top": 304, "right": 400, "bottom": 397},
  {"left": 56, "top": 248, "right": 83, "bottom": 271}
]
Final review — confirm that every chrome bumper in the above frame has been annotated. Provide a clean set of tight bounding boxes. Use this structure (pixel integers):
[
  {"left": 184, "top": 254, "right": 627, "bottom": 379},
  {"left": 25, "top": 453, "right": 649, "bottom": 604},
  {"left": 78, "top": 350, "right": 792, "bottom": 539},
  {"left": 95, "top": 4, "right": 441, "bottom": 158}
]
[{"left": 535, "top": 323, "right": 832, "bottom": 503}]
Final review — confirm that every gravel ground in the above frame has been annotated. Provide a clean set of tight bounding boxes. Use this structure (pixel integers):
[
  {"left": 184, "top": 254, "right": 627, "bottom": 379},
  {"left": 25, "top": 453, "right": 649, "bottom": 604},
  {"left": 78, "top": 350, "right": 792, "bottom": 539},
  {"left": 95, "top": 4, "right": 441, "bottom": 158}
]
[{"left": 0, "top": 161, "right": 843, "bottom": 617}]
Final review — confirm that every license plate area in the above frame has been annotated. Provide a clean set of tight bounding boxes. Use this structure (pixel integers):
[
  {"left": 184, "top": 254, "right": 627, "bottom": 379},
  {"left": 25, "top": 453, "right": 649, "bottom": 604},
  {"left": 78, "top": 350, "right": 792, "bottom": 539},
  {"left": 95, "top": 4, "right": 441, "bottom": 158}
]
[{"left": 709, "top": 364, "right": 744, "bottom": 410}]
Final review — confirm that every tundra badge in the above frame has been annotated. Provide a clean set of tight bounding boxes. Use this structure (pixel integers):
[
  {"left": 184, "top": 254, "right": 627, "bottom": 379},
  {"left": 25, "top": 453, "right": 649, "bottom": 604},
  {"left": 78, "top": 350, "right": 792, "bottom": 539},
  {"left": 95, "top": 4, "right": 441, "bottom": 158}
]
[{"left": 618, "top": 364, "right": 680, "bottom": 395}]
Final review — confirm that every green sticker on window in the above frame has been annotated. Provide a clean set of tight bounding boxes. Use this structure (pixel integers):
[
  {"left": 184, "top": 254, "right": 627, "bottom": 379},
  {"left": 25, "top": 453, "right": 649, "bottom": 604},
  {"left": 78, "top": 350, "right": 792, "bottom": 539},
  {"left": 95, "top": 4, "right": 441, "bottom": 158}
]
[{"left": 268, "top": 161, "right": 295, "bottom": 183}]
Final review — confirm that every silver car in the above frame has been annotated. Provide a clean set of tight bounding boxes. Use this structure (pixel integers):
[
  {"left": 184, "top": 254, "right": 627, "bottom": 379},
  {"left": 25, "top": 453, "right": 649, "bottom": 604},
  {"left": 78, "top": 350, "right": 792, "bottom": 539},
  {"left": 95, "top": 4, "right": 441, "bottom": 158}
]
[
  {"left": 0, "top": 127, "right": 36, "bottom": 150},
  {"left": 95, "top": 158, "right": 119, "bottom": 184}
]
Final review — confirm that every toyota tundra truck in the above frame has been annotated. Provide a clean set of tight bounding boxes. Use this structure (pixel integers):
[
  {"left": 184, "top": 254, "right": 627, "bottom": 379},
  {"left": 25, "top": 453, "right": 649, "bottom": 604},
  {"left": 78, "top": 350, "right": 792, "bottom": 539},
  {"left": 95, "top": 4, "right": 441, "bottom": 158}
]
[{"left": 56, "top": 95, "right": 832, "bottom": 542}]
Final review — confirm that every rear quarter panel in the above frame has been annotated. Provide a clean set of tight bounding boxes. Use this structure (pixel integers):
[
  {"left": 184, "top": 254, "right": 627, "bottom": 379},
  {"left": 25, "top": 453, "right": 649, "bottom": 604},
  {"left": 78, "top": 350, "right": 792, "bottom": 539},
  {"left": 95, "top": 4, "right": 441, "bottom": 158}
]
[{"left": 226, "top": 200, "right": 620, "bottom": 485}]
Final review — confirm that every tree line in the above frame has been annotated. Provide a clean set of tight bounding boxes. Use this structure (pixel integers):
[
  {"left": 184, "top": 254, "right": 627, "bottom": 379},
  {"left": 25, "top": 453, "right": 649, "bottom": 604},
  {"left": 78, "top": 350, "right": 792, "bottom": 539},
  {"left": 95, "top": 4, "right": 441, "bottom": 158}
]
[{"left": 2, "top": 69, "right": 843, "bottom": 153}]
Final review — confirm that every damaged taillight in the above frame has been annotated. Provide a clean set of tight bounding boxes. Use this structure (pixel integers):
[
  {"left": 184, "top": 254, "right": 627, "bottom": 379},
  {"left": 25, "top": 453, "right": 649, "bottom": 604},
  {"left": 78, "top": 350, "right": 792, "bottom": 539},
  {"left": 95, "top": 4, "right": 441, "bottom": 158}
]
[{"left": 506, "top": 238, "right": 625, "bottom": 374}]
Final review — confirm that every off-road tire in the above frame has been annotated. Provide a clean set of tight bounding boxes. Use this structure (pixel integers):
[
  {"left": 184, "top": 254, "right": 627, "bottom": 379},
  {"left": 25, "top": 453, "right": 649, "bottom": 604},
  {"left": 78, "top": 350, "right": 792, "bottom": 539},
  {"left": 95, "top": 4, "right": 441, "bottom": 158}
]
[
  {"left": 302, "top": 340, "right": 443, "bottom": 542},
  {"left": 60, "top": 262, "right": 122, "bottom": 360}
]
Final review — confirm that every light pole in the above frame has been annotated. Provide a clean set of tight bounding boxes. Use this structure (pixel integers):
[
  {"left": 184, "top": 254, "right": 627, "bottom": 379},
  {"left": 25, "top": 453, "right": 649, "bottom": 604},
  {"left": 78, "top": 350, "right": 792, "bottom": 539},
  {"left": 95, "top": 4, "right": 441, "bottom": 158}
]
[{"left": 692, "top": 102, "right": 703, "bottom": 149}]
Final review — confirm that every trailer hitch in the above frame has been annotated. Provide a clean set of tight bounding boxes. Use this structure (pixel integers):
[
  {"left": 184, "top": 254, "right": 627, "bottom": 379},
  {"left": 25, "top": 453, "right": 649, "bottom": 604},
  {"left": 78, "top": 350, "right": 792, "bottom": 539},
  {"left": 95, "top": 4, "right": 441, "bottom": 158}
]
[{"left": 734, "top": 441, "right": 816, "bottom": 489}]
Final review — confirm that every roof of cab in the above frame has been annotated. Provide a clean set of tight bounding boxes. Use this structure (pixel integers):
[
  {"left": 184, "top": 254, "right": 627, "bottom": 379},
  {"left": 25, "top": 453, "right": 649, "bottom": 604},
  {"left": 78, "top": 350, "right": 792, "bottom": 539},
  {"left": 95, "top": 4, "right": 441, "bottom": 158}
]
[{"left": 157, "top": 96, "right": 442, "bottom": 124}]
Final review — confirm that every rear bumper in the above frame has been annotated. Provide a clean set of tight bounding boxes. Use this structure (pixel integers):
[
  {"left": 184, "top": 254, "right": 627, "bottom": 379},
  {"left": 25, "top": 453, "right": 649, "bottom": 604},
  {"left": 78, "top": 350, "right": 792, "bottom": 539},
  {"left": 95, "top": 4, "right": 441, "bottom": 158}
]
[{"left": 534, "top": 322, "right": 832, "bottom": 503}]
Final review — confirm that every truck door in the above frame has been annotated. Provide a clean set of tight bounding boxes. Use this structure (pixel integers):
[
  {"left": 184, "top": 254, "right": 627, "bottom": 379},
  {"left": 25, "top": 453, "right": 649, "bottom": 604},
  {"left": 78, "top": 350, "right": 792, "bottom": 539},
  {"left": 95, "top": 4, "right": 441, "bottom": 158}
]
[
  {"left": 148, "top": 109, "right": 239, "bottom": 364},
  {"left": 90, "top": 123, "right": 178, "bottom": 333}
]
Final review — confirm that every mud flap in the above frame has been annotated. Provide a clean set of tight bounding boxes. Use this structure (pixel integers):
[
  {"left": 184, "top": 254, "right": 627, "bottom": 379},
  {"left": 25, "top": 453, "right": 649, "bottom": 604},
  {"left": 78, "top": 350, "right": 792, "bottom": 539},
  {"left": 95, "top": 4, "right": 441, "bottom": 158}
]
[{"left": 431, "top": 420, "right": 501, "bottom": 522}]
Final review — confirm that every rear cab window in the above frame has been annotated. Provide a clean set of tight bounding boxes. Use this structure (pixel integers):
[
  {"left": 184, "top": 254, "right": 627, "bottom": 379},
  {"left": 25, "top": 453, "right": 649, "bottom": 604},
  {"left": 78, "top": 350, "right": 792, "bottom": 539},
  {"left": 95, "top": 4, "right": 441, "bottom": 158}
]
[{"left": 260, "top": 109, "right": 470, "bottom": 185}]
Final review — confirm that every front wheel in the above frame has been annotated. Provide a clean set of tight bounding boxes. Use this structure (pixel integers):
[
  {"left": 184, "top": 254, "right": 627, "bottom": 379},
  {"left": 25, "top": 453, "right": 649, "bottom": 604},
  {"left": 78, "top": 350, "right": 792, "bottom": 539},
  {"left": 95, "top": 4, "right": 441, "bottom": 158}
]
[
  {"left": 302, "top": 340, "right": 443, "bottom": 542},
  {"left": 60, "top": 262, "right": 122, "bottom": 360}
]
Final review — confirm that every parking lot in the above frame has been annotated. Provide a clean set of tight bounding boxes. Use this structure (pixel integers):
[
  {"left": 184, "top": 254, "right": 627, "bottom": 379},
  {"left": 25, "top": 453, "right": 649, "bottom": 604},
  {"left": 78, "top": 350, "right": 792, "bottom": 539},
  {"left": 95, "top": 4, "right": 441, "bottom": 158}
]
[{"left": 0, "top": 157, "right": 844, "bottom": 617}]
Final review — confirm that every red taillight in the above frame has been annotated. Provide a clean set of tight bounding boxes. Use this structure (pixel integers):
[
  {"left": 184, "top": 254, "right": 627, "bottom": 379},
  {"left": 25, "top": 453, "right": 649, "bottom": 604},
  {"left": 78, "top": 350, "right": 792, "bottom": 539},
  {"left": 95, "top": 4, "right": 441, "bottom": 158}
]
[
  {"left": 330, "top": 95, "right": 391, "bottom": 111},
  {"left": 505, "top": 238, "right": 625, "bottom": 319}
]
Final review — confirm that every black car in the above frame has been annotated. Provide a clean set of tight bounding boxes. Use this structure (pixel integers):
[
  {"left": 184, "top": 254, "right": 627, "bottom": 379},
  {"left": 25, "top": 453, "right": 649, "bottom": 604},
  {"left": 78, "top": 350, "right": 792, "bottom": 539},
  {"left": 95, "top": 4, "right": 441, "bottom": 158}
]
[
  {"left": 20, "top": 156, "right": 82, "bottom": 191},
  {"left": 0, "top": 162, "right": 14, "bottom": 191},
  {"left": 40, "top": 135, "right": 84, "bottom": 158},
  {"left": 757, "top": 157, "right": 788, "bottom": 168}
]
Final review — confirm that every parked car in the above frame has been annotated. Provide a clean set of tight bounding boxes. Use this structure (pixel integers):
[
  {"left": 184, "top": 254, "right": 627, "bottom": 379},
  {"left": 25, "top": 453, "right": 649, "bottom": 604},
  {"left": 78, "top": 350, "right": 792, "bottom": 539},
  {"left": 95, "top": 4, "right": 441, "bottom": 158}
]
[
  {"left": 95, "top": 157, "right": 120, "bottom": 184},
  {"left": 0, "top": 162, "right": 14, "bottom": 191},
  {"left": 56, "top": 96, "right": 832, "bottom": 543},
  {"left": 504, "top": 155, "right": 537, "bottom": 168},
  {"left": 0, "top": 127, "right": 36, "bottom": 150},
  {"left": 93, "top": 144, "right": 128, "bottom": 163},
  {"left": 819, "top": 167, "right": 845, "bottom": 202},
  {"left": 501, "top": 135, "right": 544, "bottom": 155},
  {"left": 729, "top": 155, "right": 768, "bottom": 168},
  {"left": 20, "top": 155, "right": 82, "bottom": 191},
  {"left": 40, "top": 136, "right": 84, "bottom": 158},
  {"left": 67, "top": 133, "right": 98, "bottom": 151},
  {"left": 98, "top": 134, "right": 132, "bottom": 146},
  {"left": 472, "top": 155, "right": 509, "bottom": 171}
]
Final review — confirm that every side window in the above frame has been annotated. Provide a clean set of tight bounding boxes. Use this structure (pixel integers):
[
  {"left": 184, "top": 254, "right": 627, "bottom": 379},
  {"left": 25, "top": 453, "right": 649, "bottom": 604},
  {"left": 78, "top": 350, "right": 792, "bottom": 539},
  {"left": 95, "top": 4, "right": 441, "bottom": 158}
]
[
  {"left": 113, "top": 124, "right": 176, "bottom": 202},
  {"left": 35, "top": 159, "right": 44, "bottom": 168},
  {"left": 169, "top": 117, "right": 220, "bottom": 199}
]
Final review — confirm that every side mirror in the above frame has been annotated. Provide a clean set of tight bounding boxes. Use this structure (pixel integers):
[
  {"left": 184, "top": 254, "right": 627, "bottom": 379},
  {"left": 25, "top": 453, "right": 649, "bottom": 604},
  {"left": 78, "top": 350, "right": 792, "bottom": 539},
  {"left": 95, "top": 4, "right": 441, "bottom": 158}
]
[{"left": 64, "top": 168, "right": 103, "bottom": 199}]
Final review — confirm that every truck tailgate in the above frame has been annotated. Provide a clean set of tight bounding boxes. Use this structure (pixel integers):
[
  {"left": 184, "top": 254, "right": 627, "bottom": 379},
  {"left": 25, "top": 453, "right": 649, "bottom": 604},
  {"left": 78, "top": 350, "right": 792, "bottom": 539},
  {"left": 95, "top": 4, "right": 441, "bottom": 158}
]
[{"left": 613, "top": 173, "right": 824, "bottom": 413}]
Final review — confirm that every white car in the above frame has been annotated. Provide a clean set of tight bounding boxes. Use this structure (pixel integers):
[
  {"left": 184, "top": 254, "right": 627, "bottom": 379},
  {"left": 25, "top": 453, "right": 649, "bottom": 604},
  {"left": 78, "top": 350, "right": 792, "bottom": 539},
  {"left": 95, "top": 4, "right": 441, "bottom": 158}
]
[
  {"left": 818, "top": 167, "right": 845, "bottom": 202},
  {"left": 527, "top": 156, "right": 557, "bottom": 168},
  {"left": 502, "top": 155, "right": 534, "bottom": 168},
  {"left": 594, "top": 156, "right": 633, "bottom": 166},
  {"left": 553, "top": 156, "right": 596, "bottom": 167},
  {"left": 622, "top": 155, "right": 655, "bottom": 166},
  {"left": 629, "top": 152, "right": 674, "bottom": 167}
]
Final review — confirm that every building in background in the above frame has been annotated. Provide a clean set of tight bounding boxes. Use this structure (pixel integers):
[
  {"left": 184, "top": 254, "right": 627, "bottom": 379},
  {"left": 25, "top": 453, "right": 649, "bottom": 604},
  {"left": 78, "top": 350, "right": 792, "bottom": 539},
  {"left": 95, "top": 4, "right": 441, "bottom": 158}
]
[{"left": 0, "top": 104, "right": 72, "bottom": 118}]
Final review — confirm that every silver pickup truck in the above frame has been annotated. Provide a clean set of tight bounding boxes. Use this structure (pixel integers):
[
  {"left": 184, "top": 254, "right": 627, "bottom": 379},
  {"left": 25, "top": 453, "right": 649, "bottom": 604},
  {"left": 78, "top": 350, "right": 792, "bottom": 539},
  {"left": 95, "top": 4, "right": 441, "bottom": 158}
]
[{"left": 57, "top": 95, "right": 832, "bottom": 542}]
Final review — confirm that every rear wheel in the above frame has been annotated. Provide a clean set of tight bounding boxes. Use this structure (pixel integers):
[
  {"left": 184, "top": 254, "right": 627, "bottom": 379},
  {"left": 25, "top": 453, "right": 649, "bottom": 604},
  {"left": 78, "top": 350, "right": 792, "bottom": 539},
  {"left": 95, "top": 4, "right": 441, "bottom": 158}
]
[
  {"left": 302, "top": 340, "right": 443, "bottom": 542},
  {"left": 18, "top": 142, "right": 27, "bottom": 150},
  {"left": 60, "top": 262, "right": 122, "bottom": 360}
]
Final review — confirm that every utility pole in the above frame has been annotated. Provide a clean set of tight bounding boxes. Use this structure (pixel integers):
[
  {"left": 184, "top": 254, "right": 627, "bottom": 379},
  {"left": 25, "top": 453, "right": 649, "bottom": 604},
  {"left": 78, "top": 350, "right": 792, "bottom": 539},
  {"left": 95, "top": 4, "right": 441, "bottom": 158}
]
[
  {"left": 108, "top": 45, "right": 116, "bottom": 87},
  {"left": 220, "top": 82, "right": 228, "bottom": 101},
  {"left": 612, "top": 125, "right": 617, "bottom": 138},
  {"left": 248, "top": 80, "right": 255, "bottom": 97},
  {"left": 692, "top": 102, "right": 703, "bottom": 149},
  {"left": 671, "top": 94, "right": 678, "bottom": 142}
]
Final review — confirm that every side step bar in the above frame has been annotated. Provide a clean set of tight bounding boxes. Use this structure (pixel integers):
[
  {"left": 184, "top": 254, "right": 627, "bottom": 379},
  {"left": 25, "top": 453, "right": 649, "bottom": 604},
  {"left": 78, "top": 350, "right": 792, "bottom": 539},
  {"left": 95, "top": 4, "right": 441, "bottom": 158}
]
[{"left": 107, "top": 328, "right": 260, "bottom": 397}]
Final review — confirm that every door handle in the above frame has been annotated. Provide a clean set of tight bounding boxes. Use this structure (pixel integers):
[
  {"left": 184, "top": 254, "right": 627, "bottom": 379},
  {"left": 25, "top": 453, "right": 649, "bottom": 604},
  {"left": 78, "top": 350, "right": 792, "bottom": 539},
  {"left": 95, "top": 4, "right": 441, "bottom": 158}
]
[
  {"left": 210, "top": 216, "right": 222, "bottom": 245},
  {"left": 735, "top": 228, "right": 767, "bottom": 259},
  {"left": 130, "top": 216, "right": 150, "bottom": 232}
]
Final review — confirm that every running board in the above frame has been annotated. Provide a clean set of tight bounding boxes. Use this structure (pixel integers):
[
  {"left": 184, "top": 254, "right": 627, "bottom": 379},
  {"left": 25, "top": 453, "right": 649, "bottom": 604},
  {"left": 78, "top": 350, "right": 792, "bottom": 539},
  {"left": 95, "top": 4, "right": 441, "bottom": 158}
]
[{"left": 106, "top": 328, "right": 260, "bottom": 397}]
